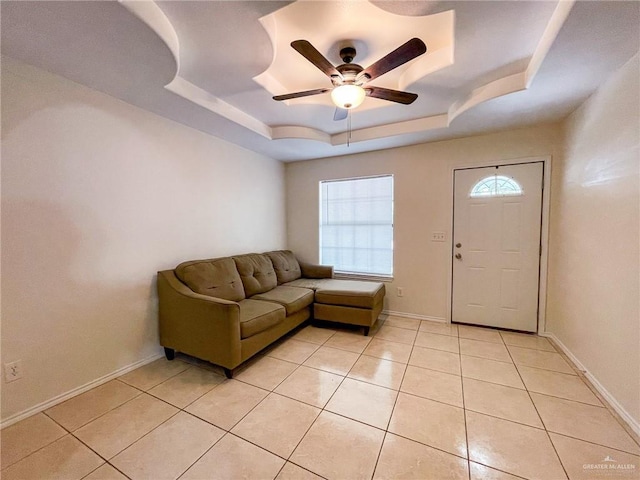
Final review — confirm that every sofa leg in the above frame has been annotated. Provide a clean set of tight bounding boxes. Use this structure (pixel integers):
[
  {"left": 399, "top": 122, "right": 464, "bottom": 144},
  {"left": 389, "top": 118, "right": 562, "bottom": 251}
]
[
  {"left": 223, "top": 368, "right": 233, "bottom": 379},
  {"left": 164, "top": 347, "right": 175, "bottom": 360},
  {"left": 363, "top": 327, "right": 370, "bottom": 336}
]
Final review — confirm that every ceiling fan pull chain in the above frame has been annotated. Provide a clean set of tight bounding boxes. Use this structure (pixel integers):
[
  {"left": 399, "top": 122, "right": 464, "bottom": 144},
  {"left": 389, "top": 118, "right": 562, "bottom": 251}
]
[{"left": 347, "top": 110, "right": 352, "bottom": 147}]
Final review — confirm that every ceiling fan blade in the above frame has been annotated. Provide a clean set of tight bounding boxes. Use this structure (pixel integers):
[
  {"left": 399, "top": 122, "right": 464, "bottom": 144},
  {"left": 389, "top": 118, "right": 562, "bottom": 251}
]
[
  {"left": 333, "top": 108, "right": 348, "bottom": 121},
  {"left": 273, "top": 88, "right": 330, "bottom": 101},
  {"left": 291, "top": 40, "right": 342, "bottom": 79},
  {"left": 366, "top": 86, "right": 418, "bottom": 105},
  {"left": 359, "top": 38, "right": 426, "bottom": 83}
]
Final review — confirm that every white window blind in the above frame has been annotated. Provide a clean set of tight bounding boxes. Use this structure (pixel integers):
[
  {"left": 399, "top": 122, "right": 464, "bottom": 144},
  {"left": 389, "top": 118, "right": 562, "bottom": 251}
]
[{"left": 319, "top": 175, "right": 394, "bottom": 276}]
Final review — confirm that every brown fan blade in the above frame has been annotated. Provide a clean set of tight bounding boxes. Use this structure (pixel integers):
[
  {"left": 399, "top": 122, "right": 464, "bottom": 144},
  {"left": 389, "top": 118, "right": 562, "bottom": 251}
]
[
  {"left": 366, "top": 86, "right": 418, "bottom": 105},
  {"left": 333, "top": 108, "right": 348, "bottom": 121},
  {"left": 273, "top": 88, "right": 329, "bottom": 101},
  {"left": 359, "top": 38, "right": 426, "bottom": 83},
  {"left": 291, "top": 40, "right": 342, "bottom": 79}
]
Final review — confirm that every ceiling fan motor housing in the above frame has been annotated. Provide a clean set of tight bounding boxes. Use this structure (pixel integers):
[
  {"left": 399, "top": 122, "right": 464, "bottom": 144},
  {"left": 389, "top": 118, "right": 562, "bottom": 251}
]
[{"left": 334, "top": 64, "right": 365, "bottom": 86}]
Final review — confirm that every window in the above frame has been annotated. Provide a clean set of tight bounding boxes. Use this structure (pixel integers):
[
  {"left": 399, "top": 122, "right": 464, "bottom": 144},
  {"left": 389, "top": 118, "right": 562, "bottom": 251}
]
[
  {"left": 319, "top": 175, "right": 393, "bottom": 277},
  {"left": 470, "top": 175, "right": 523, "bottom": 197}
]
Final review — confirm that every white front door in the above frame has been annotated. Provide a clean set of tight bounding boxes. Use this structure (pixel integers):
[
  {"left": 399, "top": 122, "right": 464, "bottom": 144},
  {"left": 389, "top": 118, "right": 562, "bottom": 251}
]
[{"left": 452, "top": 162, "right": 543, "bottom": 332}]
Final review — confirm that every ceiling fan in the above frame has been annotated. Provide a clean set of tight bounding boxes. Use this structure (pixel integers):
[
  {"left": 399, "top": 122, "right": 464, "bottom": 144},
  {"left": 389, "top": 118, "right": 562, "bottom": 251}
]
[{"left": 273, "top": 38, "right": 427, "bottom": 121}]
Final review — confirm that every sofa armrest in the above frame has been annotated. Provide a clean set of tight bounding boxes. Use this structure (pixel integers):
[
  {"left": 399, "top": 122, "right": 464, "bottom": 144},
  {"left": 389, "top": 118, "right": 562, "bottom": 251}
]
[
  {"left": 299, "top": 262, "right": 334, "bottom": 279},
  {"left": 157, "top": 270, "right": 242, "bottom": 368}
]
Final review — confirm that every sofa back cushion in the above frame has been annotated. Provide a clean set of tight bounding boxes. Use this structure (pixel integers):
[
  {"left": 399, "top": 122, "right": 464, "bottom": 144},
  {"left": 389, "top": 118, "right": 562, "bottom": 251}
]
[
  {"left": 175, "top": 257, "right": 245, "bottom": 301},
  {"left": 265, "top": 250, "right": 302, "bottom": 284},
  {"left": 233, "top": 254, "right": 278, "bottom": 297}
]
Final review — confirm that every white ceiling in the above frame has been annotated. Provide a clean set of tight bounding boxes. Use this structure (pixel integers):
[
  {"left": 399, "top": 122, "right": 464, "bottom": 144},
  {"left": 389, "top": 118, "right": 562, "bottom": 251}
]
[{"left": 2, "top": 1, "right": 639, "bottom": 162}]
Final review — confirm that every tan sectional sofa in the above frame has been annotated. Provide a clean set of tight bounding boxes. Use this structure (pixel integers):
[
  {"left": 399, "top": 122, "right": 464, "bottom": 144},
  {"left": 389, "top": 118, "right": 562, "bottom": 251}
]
[{"left": 157, "top": 250, "right": 385, "bottom": 377}]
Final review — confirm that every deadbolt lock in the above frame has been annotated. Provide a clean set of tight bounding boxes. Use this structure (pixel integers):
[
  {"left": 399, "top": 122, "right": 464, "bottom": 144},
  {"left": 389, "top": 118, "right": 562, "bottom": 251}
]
[{"left": 455, "top": 243, "right": 462, "bottom": 248}]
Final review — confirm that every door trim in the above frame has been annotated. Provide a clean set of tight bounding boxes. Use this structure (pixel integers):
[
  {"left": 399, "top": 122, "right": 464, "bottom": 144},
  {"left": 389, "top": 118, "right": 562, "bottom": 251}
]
[{"left": 445, "top": 155, "right": 551, "bottom": 335}]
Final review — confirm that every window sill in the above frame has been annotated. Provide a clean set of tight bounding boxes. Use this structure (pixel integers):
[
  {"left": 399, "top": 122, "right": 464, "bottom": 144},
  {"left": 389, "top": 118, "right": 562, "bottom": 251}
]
[{"left": 334, "top": 272, "right": 394, "bottom": 283}]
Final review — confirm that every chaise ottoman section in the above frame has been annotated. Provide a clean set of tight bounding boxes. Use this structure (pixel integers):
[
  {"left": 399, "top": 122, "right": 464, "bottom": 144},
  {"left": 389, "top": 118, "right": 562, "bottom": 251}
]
[
  {"left": 306, "top": 279, "right": 385, "bottom": 335},
  {"left": 314, "top": 280, "right": 385, "bottom": 309}
]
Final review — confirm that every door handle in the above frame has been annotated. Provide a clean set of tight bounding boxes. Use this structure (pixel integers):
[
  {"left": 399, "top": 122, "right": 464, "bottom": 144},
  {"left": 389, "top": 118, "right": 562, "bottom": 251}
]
[{"left": 455, "top": 253, "right": 462, "bottom": 260}]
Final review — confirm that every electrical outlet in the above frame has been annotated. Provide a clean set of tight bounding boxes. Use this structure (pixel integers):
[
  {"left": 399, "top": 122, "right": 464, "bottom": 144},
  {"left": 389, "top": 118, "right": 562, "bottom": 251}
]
[
  {"left": 4, "top": 360, "right": 23, "bottom": 383},
  {"left": 431, "top": 231, "right": 446, "bottom": 242},
  {"left": 396, "top": 287, "right": 404, "bottom": 297}
]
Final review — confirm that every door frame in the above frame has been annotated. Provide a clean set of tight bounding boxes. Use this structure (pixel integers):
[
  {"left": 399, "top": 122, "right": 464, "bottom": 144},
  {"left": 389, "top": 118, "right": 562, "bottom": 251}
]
[{"left": 446, "top": 155, "right": 551, "bottom": 334}]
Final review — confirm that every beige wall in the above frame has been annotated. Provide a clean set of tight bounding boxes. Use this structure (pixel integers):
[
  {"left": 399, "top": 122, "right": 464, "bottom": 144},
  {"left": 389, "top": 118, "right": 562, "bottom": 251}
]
[
  {"left": 286, "top": 124, "right": 563, "bottom": 320},
  {"left": 1, "top": 58, "right": 286, "bottom": 421},
  {"left": 547, "top": 54, "right": 640, "bottom": 426}
]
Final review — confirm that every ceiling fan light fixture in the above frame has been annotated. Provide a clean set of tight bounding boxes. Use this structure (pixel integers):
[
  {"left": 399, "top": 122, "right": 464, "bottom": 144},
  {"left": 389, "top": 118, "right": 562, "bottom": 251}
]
[{"left": 331, "top": 84, "right": 366, "bottom": 110}]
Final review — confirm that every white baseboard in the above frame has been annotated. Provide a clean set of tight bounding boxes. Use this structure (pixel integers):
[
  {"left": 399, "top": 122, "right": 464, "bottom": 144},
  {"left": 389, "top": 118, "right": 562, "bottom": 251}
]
[
  {"left": 1, "top": 352, "right": 163, "bottom": 429},
  {"left": 541, "top": 332, "right": 640, "bottom": 437},
  {"left": 382, "top": 310, "right": 447, "bottom": 323}
]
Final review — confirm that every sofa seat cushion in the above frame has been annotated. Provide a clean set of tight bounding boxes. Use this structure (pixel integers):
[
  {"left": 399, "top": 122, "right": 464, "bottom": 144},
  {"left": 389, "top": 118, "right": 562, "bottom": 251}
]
[
  {"left": 175, "top": 257, "right": 245, "bottom": 301},
  {"left": 234, "top": 254, "right": 278, "bottom": 297},
  {"left": 265, "top": 250, "right": 302, "bottom": 284},
  {"left": 239, "top": 299, "right": 285, "bottom": 339},
  {"left": 314, "top": 280, "right": 386, "bottom": 309},
  {"left": 251, "top": 286, "right": 314, "bottom": 315}
]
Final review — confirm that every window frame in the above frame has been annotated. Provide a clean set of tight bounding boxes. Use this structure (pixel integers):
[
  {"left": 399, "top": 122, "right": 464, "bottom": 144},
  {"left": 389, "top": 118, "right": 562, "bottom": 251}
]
[{"left": 318, "top": 174, "right": 394, "bottom": 280}]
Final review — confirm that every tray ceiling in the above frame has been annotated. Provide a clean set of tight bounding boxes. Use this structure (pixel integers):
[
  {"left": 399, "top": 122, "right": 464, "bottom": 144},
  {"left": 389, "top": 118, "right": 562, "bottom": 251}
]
[{"left": 2, "top": 1, "right": 639, "bottom": 161}]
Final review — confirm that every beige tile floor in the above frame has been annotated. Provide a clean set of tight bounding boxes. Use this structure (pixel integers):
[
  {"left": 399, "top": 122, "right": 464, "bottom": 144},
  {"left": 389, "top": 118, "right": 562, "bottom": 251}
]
[{"left": 3, "top": 317, "right": 640, "bottom": 480}]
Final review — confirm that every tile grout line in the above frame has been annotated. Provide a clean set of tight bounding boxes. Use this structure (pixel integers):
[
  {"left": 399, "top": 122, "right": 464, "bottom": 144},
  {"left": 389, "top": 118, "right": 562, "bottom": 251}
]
[
  {"left": 346, "top": 325, "right": 495, "bottom": 469},
  {"left": 370, "top": 431, "right": 389, "bottom": 480},
  {"left": 81, "top": 461, "right": 131, "bottom": 480},
  {"left": 386, "top": 325, "right": 418, "bottom": 430},
  {"left": 535, "top": 430, "right": 640, "bottom": 457},
  {"left": 468, "top": 461, "right": 530, "bottom": 480},
  {"left": 74, "top": 353, "right": 282, "bottom": 479},
  {"left": 229, "top": 324, "right": 347, "bottom": 477},
  {"left": 99, "top": 407, "right": 183, "bottom": 461},
  {"left": 277, "top": 322, "right": 379, "bottom": 478},
  {"left": 457, "top": 330, "right": 472, "bottom": 480},
  {"left": 141, "top": 358, "right": 231, "bottom": 416},
  {"left": 1, "top": 419, "right": 91, "bottom": 475},
  {"left": 43, "top": 379, "right": 146, "bottom": 433},
  {"left": 370, "top": 320, "right": 414, "bottom": 480},
  {"left": 508, "top": 382, "right": 608, "bottom": 409},
  {"left": 460, "top": 340, "right": 640, "bottom": 456},
  {"left": 147, "top": 348, "right": 309, "bottom": 479},
  {"left": 375, "top": 430, "right": 470, "bottom": 463},
  {"left": 72, "top": 392, "right": 187, "bottom": 478},
  {"left": 118, "top": 358, "right": 193, "bottom": 391},
  {"left": 274, "top": 456, "right": 330, "bottom": 480},
  {"left": 509, "top": 338, "right": 640, "bottom": 452},
  {"left": 184, "top": 338, "right": 346, "bottom": 473},
  {"left": 42, "top": 390, "right": 165, "bottom": 468},
  {"left": 171, "top": 424, "right": 226, "bottom": 479},
  {"left": 200, "top": 322, "right": 480, "bottom": 475},
  {"left": 405, "top": 361, "right": 464, "bottom": 379},
  {"left": 12, "top": 370, "right": 187, "bottom": 477},
  {"left": 549, "top": 339, "right": 640, "bottom": 447},
  {"left": 505, "top": 339, "right": 571, "bottom": 480}
]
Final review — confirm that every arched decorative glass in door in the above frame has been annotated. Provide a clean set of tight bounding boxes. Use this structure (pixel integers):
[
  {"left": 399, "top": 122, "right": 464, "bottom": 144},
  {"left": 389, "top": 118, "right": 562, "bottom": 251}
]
[{"left": 469, "top": 175, "right": 523, "bottom": 197}]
